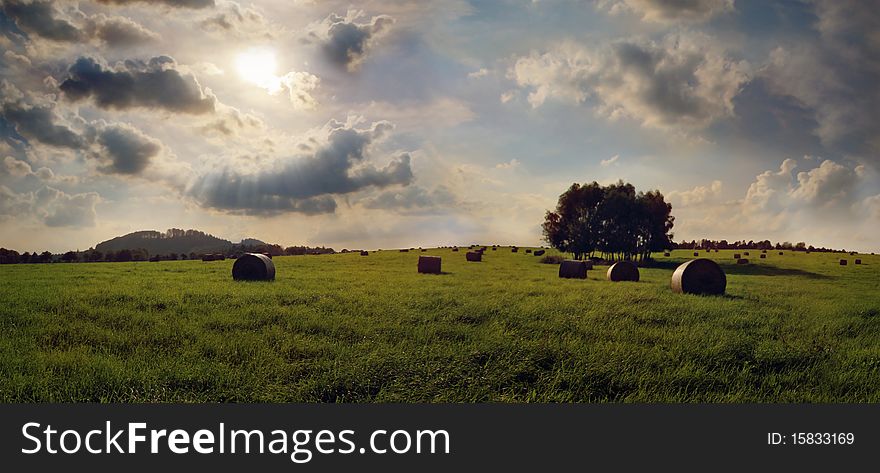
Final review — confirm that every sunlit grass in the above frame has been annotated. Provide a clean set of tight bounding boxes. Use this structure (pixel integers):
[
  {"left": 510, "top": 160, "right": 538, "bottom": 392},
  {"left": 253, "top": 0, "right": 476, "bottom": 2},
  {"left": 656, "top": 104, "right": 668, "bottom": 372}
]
[{"left": 1, "top": 248, "right": 878, "bottom": 402}]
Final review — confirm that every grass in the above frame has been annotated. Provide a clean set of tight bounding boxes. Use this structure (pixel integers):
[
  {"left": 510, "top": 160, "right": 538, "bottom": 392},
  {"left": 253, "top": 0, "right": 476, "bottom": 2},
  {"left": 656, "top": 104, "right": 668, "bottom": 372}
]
[{"left": 0, "top": 248, "right": 878, "bottom": 402}]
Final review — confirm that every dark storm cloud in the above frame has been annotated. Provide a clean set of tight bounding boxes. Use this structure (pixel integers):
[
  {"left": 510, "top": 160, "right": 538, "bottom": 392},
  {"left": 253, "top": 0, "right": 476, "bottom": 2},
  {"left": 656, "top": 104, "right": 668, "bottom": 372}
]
[
  {"left": 93, "top": 123, "right": 162, "bottom": 175},
  {"left": 59, "top": 56, "right": 216, "bottom": 114},
  {"left": 311, "top": 13, "right": 394, "bottom": 71},
  {"left": 188, "top": 121, "right": 414, "bottom": 215},
  {"left": 94, "top": 0, "right": 214, "bottom": 8},
  {"left": 1, "top": 0, "right": 82, "bottom": 42}
]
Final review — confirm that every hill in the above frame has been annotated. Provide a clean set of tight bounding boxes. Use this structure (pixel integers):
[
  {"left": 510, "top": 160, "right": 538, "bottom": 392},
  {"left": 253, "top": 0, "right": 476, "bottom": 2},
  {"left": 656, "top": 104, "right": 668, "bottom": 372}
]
[{"left": 95, "top": 229, "right": 233, "bottom": 256}]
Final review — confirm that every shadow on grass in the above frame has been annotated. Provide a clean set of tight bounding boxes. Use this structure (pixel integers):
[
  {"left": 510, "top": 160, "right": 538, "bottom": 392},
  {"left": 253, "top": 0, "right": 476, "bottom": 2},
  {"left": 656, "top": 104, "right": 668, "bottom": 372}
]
[
  {"left": 418, "top": 271, "right": 453, "bottom": 276},
  {"left": 643, "top": 259, "right": 831, "bottom": 279}
]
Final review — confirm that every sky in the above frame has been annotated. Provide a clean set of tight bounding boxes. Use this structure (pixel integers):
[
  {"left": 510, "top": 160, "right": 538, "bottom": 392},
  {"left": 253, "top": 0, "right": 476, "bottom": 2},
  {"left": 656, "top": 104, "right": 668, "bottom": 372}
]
[{"left": 0, "top": 0, "right": 878, "bottom": 253}]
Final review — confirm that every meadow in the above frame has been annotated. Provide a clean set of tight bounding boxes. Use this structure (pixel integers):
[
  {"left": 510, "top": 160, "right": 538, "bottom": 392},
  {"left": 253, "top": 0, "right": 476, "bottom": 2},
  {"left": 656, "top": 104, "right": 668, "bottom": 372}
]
[{"left": 1, "top": 248, "right": 878, "bottom": 402}]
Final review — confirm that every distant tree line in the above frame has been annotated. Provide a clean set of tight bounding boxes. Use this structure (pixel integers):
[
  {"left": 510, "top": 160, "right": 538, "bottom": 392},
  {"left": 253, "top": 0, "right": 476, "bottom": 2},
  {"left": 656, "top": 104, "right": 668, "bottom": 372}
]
[
  {"left": 542, "top": 181, "right": 674, "bottom": 262},
  {"left": 0, "top": 244, "right": 337, "bottom": 264},
  {"left": 673, "top": 239, "right": 857, "bottom": 253}
]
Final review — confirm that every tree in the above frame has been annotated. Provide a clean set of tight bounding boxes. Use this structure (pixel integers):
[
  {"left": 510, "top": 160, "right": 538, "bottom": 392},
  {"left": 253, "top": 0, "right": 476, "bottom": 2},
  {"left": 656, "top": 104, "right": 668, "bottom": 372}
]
[
  {"left": 61, "top": 251, "right": 79, "bottom": 263},
  {"left": 543, "top": 180, "right": 674, "bottom": 262}
]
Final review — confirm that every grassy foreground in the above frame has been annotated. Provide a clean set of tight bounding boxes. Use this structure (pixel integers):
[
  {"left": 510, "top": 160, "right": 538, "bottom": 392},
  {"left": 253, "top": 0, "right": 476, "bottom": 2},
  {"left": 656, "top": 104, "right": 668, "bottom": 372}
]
[{"left": 1, "top": 248, "right": 878, "bottom": 402}]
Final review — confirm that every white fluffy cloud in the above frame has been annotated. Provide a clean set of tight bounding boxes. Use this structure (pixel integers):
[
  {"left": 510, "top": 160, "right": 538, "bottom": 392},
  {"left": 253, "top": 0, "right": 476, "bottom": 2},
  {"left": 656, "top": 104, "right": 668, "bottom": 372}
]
[{"left": 509, "top": 33, "right": 751, "bottom": 131}]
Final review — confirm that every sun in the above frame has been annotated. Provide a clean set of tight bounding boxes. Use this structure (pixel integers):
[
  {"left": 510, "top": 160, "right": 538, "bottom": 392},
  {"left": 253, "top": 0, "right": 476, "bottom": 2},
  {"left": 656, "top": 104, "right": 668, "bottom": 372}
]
[{"left": 235, "top": 48, "right": 279, "bottom": 89}]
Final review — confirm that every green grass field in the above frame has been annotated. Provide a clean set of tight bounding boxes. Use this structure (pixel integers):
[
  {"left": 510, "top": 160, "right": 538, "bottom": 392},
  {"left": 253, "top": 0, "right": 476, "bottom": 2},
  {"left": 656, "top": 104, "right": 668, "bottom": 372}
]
[{"left": 1, "top": 248, "right": 878, "bottom": 402}]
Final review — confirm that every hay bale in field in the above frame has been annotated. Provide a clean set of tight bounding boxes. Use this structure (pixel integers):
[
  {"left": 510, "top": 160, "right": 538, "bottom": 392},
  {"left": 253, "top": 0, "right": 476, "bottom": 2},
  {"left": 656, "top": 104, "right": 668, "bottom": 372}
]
[
  {"left": 418, "top": 255, "right": 441, "bottom": 274},
  {"left": 840, "top": 259, "right": 847, "bottom": 266},
  {"left": 762, "top": 249, "right": 767, "bottom": 253},
  {"left": 526, "top": 249, "right": 532, "bottom": 254},
  {"left": 232, "top": 253, "right": 275, "bottom": 281},
  {"left": 399, "top": 249, "right": 409, "bottom": 253},
  {"left": 743, "top": 252, "right": 750, "bottom": 256},
  {"left": 558, "top": 260, "right": 588, "bottom": 279},
  {"left": 737, "top": 258, "right": 749, "bottom": 264},
  {"left": 663, "top": 252, "right": 670, "bottom": 257},
  {"left": 671, "top": 258, "right": 726, "bottom": 296},
  {"left": 778, "top": 252, "right": 783, "bottom": 255},
  {"left": 452, "top": 247, "right": 459, "bottom": 252},
  {"left": 714, "top": 249, "right": 719, "bottom": 253},
  {"left": 760, "top": 254, "right": 766, "bottom": 259},
  {"left": 421, "top": 249, "right": 427, "bottom": 252},
  {"left": 534, "top": 249, "right": 545, "bottom": 256},
  {"left": 606, "top": 261, "right": 639, "bottom": 282},
  {"left": 511, "top": 247, "right": 518, "bottom": 253},
  {"left": 492, "top": 247, "right": 497, "bottom": 251},
  {"left": 466, "top": 251, "right": 482, "bottom": 262},
  {"left": 360, "top": 250, "right": 369, "bottom": 256},
  {"left": 705, "top": 249, "right": 711, "bottom": 253},
  {"left": 855, "top": 259, "right": 862, "bottom": 264},
  {"left": 693, "top": 252, "right": 699, "bottom": 257},
  {"left": 733, "top": 253, "right": 741, "bottom": 259}
]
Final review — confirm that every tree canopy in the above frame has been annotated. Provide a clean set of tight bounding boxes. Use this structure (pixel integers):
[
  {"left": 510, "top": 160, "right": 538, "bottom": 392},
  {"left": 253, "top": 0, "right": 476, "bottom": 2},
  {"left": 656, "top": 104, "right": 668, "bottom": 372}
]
[{"left": 542, "top": 181, "right": 674, "bottom": 261}]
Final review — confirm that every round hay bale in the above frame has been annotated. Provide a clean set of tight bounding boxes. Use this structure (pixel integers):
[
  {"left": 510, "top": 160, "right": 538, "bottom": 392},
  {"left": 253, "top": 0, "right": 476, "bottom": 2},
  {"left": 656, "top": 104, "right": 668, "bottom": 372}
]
[
  {"left": 492, "top": 247, "right": 497, "bottom": 251},
  {"left": 760, "top": 254, "right": 766, "bottom": 259},
  {"left": 733, "top": 253, "right": 741, "bottom": 259},
  {"left": 762, "top": 249, "right": 767, "bottom": 253},
  {"left": 606, "top": 261, "right": 639, "bottom": 282},
  {"left": 534, "top": 249, "right": 545, "bottom": 256},
  {"left": 466, "top": 251, "right": 482, "bottom": 262},
  {"left": 663, "top": 252, "right": 670, "bottom": 257},
  {"left": 736, "top": 258, "right": 749, "bottom": 264},
  {"left": 714, "top": 249, "right": 719, "bottom": 252},
  {"left": 511, "top": 247, "right": 518, "bottom": 253},
  {"left": 421, "top": 249, "right": 427, "bottom": 252},
  {"left": 671, "top": 258, "right": 726, "bottom": 296},
  {"left": 452, "top": 247, "right": 459, "bottom": 252},
  {"left": 360, "top": 250, "right": 369, "bottom": 256},
  {"left": 525, "top": 249, "right": 532, "bottom": 254},
  {"left": 743, "top": 252, "right": 750, "bottom": 256},
  {"left": 232, "top": 253, "right": 275, "bottom": 281},
  {"left": 558, "top": 260, "right": 588, "bottom": 279},
  {"left": 855, "top": 259, "right": 862, "bottom": 264},
  {"left": 399, "top": 249, "right": 409, "bottom": 253},
  {"left": 840, "top": 259, "right": 848, "bottom": 266},
  {"left": 418, "top": 255, "right": 441, "bottom": 274},
  {"left": 778, "top": 252, "right": 783, "bottom": 255}
]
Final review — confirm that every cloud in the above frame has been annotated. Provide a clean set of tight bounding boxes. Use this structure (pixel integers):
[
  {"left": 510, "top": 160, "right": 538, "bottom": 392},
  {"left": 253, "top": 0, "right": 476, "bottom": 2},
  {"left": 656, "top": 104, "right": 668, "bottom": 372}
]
[
  {"left": 94, "top": 0, "right": 215, "bottom": 8},
  {"left": 85, "top": 14, "right": 160, "bottom": 47},
  {"left": 668, "top": 179, "right": 721, "bottom": 207},
  {"left": 308, "top": 10, "right": 395, "bottom": 71},
  {"left": 361, "top": 185, "right": 456, "bottom": 213},
  {"left": 760, "top": 0, "right": 880, "bottom": 153},
  {"left": 59, "top": 56, "right": 216, "bottom": 114},
  {"left": 509, "top": 34, "right": 751, "bottom": 131},
  {"left": 2, "top": 156, "right": 54, "bottom": 180},
  {"left": 36, "top": 186, "right": 99, "bottom": 227},
  {"left": 91, "top": 122, "right": 163, "bottom": 175},
  {"left": 187, "top": 120, "right": 414, "bottom": 215},
  {"left": 468, "top": 68, "right": 489, "bottom": 79},
  {"left": 2, "top": 1, "right": 158, "bottom": 47},
  {"left": 199, "top": 1, "right": 273, "bottom": 39},
  {"left": 1, "top": 0, "right": 82, "bottom": 42},
  {"left": 600, "top": 154, "right": 619, "bottom": 167},
  {"left": 0, "top": 184, "right": 99, "bottom": 227},
  {"left": 598, "top": 0, "right": 734, "bottom": 24},
  {"left": 1, "top": 80, "right": 86, "bottom": 149}
]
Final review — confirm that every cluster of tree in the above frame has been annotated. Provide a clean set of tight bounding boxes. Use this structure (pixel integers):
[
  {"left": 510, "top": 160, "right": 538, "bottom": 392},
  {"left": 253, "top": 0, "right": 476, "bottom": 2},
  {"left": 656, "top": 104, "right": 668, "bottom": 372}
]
[
  {"left": 542, "top": 181, "right": 674, "bottom": 261},
  {"left": 0, "top": 249, "right": 54, "bottom": 264},
  {"left": 674, "top": 239, "right": 855, "bottom": 253},
  {"left": 282, "top": 245, "right": 335, "bottom": 256}
]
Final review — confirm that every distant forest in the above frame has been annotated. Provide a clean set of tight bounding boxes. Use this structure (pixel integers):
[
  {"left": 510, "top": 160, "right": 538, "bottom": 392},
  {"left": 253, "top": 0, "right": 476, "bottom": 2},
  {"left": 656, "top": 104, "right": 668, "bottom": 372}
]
[{"left": 0, "top": 228, "right": 336, "bottom": 264}]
